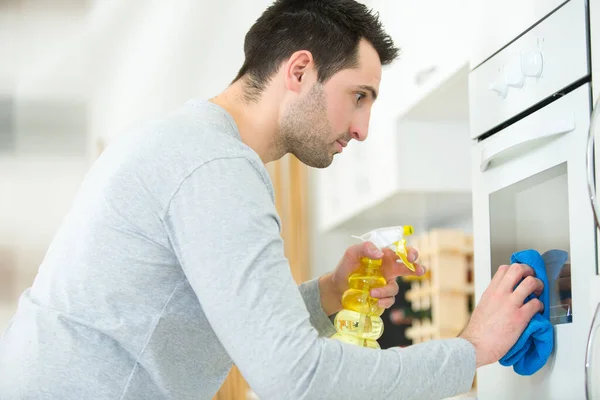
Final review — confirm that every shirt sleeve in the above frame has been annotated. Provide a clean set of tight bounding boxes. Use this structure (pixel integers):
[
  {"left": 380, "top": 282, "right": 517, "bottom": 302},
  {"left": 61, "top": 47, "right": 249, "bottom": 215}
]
[
  {"left": 297, "top": 278, "right": 337, "bottom": 337},
  {"left": 163, "top": 157, "right": 476, "bottom": 400}
]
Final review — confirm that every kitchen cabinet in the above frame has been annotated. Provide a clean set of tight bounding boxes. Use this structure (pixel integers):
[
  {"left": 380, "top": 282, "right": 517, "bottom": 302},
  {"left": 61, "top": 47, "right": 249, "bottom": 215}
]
[
  {"left": 371, "top": 0, "right": 470, "bottom": 120},
  {"left": 313, "top": 1, "right": 472, "bottom": 233}
]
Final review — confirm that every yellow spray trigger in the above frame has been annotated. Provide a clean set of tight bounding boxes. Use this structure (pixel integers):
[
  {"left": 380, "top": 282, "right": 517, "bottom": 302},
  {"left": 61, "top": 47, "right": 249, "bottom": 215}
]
[
  {"left": 351, "top": 225, "right": 416, "bottom": 271},
  {"left": 394, "top": 225, "right": 415, "bottom": 272}
]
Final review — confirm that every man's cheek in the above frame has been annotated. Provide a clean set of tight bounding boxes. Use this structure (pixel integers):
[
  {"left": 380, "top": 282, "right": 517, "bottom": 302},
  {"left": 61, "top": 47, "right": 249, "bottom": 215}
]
[{"left": 327, "top": 101, "right": 351, "bottom": 130}]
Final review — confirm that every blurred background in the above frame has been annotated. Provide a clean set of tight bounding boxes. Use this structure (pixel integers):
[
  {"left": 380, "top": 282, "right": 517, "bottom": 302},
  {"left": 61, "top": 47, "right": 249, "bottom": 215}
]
[{"left": 0, "top": 1, "right": 475, "bottom": 398}]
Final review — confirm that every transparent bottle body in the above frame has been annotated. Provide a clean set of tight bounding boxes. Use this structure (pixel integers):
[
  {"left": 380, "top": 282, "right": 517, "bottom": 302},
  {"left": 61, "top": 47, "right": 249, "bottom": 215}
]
[{"left": 331, "top": 257, "right": 386, "bottom": 349}]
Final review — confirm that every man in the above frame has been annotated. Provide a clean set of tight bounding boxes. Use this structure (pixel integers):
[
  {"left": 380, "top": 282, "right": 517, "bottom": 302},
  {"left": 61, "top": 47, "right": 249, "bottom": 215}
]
[{"left": 0, "top": 0, "right": 545, "bottom": 399}]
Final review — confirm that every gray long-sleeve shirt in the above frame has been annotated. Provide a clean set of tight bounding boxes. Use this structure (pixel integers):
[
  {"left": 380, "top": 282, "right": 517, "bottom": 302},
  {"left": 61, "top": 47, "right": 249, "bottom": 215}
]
[{"left": 0, "top": 99, "right": 476, "bottom": 399}]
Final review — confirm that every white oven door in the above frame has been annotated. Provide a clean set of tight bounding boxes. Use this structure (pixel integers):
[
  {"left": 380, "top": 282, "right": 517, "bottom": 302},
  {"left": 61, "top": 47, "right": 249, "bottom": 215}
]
[{"left": 472, "top": 83, "right": 596, "bottom": 400}]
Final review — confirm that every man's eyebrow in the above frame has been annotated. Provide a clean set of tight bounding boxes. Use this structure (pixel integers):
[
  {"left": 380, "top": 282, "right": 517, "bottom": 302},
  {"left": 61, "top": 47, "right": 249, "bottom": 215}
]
[{"left": 358, "top": 85, "right": 378, "bottom": 100}]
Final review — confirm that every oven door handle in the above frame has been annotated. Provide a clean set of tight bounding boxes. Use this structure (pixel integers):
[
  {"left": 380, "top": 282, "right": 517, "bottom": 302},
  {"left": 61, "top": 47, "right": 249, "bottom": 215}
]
[
  {"left": 585, "top": 302, "right": 600, "bottom": 400},
  {"left": 480, "top": 113, "right": 576, "bottom": 172}
]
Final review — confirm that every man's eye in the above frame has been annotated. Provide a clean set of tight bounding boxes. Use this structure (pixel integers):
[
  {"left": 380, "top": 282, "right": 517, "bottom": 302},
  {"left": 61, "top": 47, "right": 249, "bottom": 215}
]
[{"left": 355, "top": 92, "right": 366, "bottom": 104}]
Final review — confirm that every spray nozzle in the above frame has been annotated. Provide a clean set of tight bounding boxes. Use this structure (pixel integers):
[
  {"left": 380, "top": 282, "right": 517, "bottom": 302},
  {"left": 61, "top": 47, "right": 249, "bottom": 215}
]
[{"left": 351, "top": 225, "right": 416, "bottom": 271}]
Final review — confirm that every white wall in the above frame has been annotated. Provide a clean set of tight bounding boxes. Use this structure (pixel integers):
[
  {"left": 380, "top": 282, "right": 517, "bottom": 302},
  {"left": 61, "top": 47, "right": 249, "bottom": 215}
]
[
  {"left": 88, "top": 0, "right": 274, "bottom": 145},
  {"left": 0, "top": 3, "right": 92, "bottom": 322},
  {"left": 0, "top": 1, "right": 91, "bottom": 98}
]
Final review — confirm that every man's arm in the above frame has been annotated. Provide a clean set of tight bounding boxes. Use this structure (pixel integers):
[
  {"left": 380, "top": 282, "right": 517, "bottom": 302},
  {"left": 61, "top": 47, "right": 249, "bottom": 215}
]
[{"left": 164, "top": 157, "right": 476, "bottom": 400}]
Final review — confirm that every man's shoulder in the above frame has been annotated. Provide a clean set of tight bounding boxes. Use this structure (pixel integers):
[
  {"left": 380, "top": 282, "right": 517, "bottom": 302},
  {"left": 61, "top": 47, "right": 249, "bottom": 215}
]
[
  {"left": 126, "top": 100, "right": 263, "bottom": 174},
  {"left": 95, "top": 100, "right": 270, "bottom": 202}
]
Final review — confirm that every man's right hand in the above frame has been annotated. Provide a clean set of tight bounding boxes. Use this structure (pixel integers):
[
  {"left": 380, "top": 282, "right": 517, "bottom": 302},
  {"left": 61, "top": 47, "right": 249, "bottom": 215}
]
[{"left": 459, "top": 263, "right": 545, "bottom": 368}]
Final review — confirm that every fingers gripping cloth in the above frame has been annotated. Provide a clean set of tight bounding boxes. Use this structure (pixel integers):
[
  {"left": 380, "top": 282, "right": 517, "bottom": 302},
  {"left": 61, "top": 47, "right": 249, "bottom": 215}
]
[{"left": 499, "top": 249, "right": 555, "bottom": 376}]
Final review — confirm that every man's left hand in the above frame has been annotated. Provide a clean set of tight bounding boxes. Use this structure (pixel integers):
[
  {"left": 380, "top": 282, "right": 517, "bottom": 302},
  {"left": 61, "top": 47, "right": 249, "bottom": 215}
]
[{"left": 319, "top": 241, "right": 426, "bottom": 316}]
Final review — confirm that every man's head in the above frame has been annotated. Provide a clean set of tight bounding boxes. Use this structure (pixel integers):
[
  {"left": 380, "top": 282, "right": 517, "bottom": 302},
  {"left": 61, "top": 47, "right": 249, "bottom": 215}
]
[{"left": 233, "top": 0, "right": 399, "bottom": 168}]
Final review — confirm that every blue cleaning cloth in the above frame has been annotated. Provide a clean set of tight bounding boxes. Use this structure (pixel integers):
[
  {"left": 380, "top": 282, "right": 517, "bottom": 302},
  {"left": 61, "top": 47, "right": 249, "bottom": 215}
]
[{"left": 498, "top": 249, "right": 554, "bottom": 376}]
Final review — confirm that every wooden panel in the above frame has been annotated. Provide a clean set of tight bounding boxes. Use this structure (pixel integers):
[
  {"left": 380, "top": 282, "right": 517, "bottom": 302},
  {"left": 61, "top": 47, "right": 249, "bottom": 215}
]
[
  {"left": 286, "top": 155, "right": 309, "bottom": 284},
  {"left": 212, "top": 366, "right": 248, "bottom": 400}
]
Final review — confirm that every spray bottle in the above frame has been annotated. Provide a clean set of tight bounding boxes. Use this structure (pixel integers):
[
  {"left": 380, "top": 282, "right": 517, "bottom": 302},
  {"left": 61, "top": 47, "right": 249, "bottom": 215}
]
[{"left": 331, "top": 225, "right": 415, "bottom": 349}]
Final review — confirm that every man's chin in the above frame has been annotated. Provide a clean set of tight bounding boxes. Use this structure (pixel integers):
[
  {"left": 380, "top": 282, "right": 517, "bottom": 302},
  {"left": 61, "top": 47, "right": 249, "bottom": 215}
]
[
  {"left": 305, "top": 158, "right": 333, "bottom": 169},
  {"left": 292, "top": 150, "right": 334, "bottom": 169}
]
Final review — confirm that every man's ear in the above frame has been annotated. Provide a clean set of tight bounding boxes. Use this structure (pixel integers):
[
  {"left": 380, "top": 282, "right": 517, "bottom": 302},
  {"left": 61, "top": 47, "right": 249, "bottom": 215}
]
[{"left": 284, "top": 50, "right": 314, "bottom": 93}]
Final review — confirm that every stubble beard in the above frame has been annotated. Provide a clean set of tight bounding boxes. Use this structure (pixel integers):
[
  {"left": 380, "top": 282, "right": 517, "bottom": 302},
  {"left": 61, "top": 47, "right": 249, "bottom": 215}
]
[{"left": 278, "top": 84, "right": 340, "bottom": 169}]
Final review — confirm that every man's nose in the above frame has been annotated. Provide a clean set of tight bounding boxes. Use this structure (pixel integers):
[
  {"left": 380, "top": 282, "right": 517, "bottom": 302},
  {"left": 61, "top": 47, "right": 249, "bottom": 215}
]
[{"left": 350, "top": 121, "right": 369, "bottom": 142}]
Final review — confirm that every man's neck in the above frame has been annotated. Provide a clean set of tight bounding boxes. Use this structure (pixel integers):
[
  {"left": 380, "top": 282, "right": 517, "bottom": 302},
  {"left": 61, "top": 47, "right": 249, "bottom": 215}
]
[{"left": 210, "top": 81, "right": 284, "bottom": 164}]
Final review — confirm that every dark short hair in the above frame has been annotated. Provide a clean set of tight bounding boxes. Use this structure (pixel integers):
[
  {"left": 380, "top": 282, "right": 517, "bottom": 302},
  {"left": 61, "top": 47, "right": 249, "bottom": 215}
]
[{"left": 233, "top": 0, "right": 399, "bottom": 101}]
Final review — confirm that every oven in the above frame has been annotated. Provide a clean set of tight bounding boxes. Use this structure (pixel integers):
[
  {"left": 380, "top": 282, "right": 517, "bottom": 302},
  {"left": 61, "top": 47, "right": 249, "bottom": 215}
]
[{"left": 469, "top": 0, "right": 598, "bottom": 398}]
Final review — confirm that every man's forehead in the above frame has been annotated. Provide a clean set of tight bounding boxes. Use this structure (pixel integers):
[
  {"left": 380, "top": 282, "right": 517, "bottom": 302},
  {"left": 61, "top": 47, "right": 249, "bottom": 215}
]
[
  {"left": 345, "top": 62, "right": 382, "bottom": 93},
  {"left": 329, "top": 66, "right": 380, "bottom": 90},
  {"left": 353, "top": 39, "right": 382, "bottom": 86}
]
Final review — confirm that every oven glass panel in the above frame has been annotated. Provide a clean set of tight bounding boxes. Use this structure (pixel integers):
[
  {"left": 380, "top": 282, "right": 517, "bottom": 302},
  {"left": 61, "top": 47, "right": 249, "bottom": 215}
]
[{"left": 489, "top": 162, "right": 572, "bottom": 325}]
